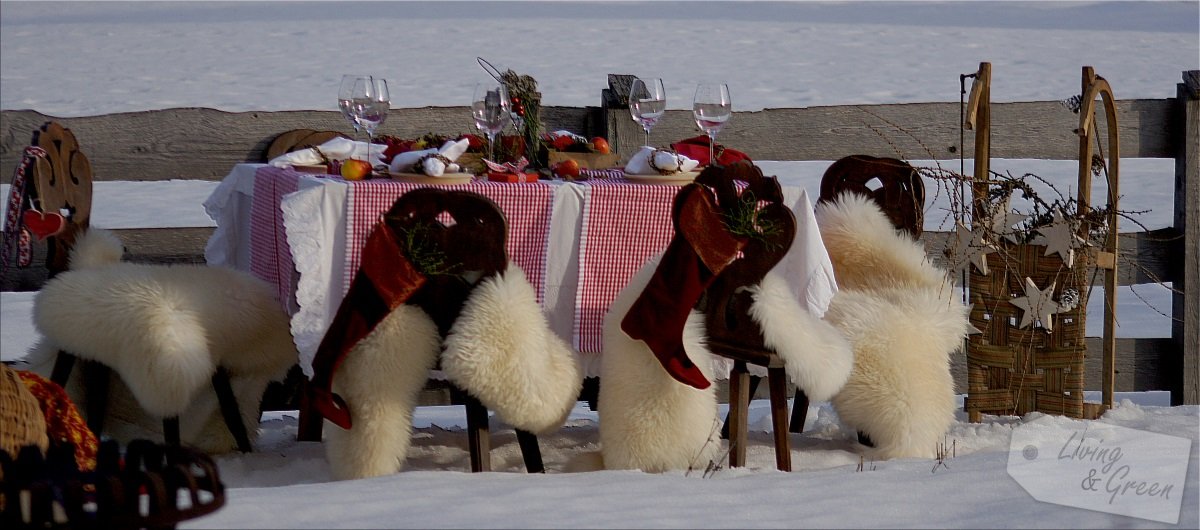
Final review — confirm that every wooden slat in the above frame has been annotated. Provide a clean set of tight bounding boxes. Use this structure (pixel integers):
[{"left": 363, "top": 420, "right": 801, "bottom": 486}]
[
  {"left": 1174, "top": 72, "right": 1200, "bottom": 405},
  {"left": 0, "top": 107, "right": 596, "bottom": 182},
  {"left": 1, "top": 99, "right": 1176, "bottom": 182}
]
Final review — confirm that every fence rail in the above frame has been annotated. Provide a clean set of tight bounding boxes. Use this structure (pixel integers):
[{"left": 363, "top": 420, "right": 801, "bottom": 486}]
[{"left": 2, "top": 70, "right": 1195, "bottom": 404}]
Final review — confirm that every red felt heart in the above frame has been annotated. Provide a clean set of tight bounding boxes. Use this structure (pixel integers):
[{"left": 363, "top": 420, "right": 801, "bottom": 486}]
[{"left": 22, "top": 210, "right": 67, "bottom": 240}]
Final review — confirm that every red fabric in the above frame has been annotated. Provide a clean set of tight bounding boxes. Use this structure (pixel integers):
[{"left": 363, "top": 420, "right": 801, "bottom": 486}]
[
  {"left": 306, "top": 223, "right": 426, "bottom": 429},
  {"left": 250, "top": 167, "right": 302, "bottom": 311},
  {"left": 671, "top": 135, "right": 752, "bottom": 167},
  {"left": 16, "top": 370, "right": 98, "bottom": 471},
  {"left": 620, "top": 185, "right": 746, "bottom": 389}
]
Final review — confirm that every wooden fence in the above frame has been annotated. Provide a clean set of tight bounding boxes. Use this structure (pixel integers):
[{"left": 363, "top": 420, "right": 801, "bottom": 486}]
[{"left": 2, "top": 71, "right": 1196, "bottom": 405}]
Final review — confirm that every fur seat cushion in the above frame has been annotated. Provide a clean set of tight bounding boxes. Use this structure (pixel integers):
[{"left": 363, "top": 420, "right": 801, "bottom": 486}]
[
  {"left": 816, "top": 193, "right": 970, "bottom": 460},
  {"left": 28, "top": 229, "right": 296, "bottom": 453}
]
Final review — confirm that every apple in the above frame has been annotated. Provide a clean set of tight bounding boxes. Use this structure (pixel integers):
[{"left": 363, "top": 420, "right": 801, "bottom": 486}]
[
  {"left": 457, "top": 134, "right": 486, "bottom": 151},
  {"left": 591, "top": 137, "right": 611, "bottom": 154},
  {"left": 341, "top": 158, "right": 372, "bottom": 181},
  {"left": 553, "top": 159, "right": 581, "bottom": 179}
]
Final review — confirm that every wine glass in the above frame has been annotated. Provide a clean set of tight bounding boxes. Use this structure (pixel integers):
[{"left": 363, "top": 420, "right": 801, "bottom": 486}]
[
  {"left": 628, "top": 77, "right": 666, "bottom": 147},
  {"left": 338, "top": 74, "right": 370, "bottom": 139},
  {"left": 472, "top": 82, "right": 512, "bottom": 161},
  {"left": 352, "top": 77, "right": 389, "bottom": 144},
  {"left": 692, "top": 83, "right": 732, "bottom": 166}
]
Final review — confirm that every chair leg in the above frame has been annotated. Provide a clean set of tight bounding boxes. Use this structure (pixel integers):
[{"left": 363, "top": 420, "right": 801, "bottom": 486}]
[
  {"left": 49, "top": 350, "right": 76, "bottom": 387},
  {"left": 515, "top": 429, "right": 544, "bottom": 474},
  {"left": 212, "top": 367, "right": 253, "bottom": 453},
  {"left": 463, "top": 394, "right": 491, "bottom": 472},
  {"left": 721, "top": 375, "right": 761, "bottom": 440},
  {"left": 789, "top": 389, "right": 810, "bottom": 433},
  {"left": 767, "top": 367, "right": 792, "bottom": 472},
  {"left": 163, "top": 417, "right": 181, "bottom": 447},
  {"left": 82, "top": 362, "right": 111, "bottom": 437},
  {"left": 726, "top": 362, "right": 750, "bottom": 468},
  {"left": 296, "top": 379, "right": 324, "bottom": 442}
]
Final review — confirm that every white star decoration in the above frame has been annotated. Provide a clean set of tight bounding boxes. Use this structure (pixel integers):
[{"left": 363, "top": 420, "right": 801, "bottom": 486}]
[
  {"left": 951, "top": 223, "right": 994, "bottom": 275},
  {"left": 1030, "top": 209, "right": 1085, "bottom": 267},
  {"left": 1009, "top": 277, "right": 1061, "bottom": 330},
  {"left": 985, "top": 194, "right": 1029, "bottom": 244}
]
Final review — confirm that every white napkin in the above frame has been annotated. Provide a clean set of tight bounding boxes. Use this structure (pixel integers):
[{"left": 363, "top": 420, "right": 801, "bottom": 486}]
[
  {"left": 269, "top": 137, "right": 386, "bottom": 168},
  {"left": 623, "top": 146, "right": 700, "bottom": 175},
  {"left": 388, "top": 138, "right": 470, "bottom": 176}
]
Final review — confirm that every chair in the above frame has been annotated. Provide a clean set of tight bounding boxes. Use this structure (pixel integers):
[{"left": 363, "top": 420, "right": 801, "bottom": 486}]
[
  {"left": 265, "top": 129, "right": 348, "bottom": 161},
  {"left": 303, "top": 188, "right": 580, "bottom": 477},
  {"left": 818, "top": 154, "right": 924, "bottom": 238},
  {"left": 691, "top": 163, "right": 800, "bottom": 471}
]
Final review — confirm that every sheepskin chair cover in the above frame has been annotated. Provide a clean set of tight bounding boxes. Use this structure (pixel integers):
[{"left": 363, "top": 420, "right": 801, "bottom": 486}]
[
  {"left": 594, "top": 256, "right": 853, "bottom": 473},
  {"left": 816, "top": 193, "right": 971, "bottom": 460},
  {"left": 598, "top": 255, "right": 722, "bottom": 473},
  {"left": 28, "top": 228, "right": 296, "bottom": 454},
  {"left": 326, "top": 263, "right": 581, "bottom": 479}
]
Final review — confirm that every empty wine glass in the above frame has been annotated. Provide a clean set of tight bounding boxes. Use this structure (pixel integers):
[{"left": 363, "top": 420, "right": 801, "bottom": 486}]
[
  {"left": 628, "top": 77, "right": 666, "bottom": 147},
  {"left": 692, "top": 83, "right": 732, "bottom": 166},
  {"left": 472, "top": 82, "right": 512, "bottom": 161},
  {"left": 338, "top": 74, "right": 370, "bottom": 139},
  {"left": 352, "top": 77, "right": 389, "bottom": 144}
]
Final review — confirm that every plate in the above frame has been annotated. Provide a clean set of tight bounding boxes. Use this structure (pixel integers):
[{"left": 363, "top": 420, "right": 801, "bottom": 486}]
[
  {"left": 385, "top": 172, "right": 476, "bottom": 185},
  {"left": 623, "top": 171, "right": 700, "bottom": 185}
]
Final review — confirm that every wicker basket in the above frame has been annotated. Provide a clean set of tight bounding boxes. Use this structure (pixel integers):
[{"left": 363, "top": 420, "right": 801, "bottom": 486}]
[
  {"left": 0, "top": 365, "right": 49, "bottom": 460},
  {"left": 965, "top": 243, "right": 1098, "bottom": 420}
]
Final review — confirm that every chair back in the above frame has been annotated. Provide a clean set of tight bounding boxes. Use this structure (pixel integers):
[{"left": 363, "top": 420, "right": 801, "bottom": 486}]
[
  {"left": 819, "top": 155, "right": 923, "bottom": 237},
  {"left": 265, "top": 129, "right": 348, "bottom": 161},
  {"left": 691, "top": 162, "right": 796, "bottom": 349},
  {"left": 382, "top": 187, "right": 508, "bottom": 336},
  {"left": 29, "top": 122, "right": 94, "bottom": 275}
]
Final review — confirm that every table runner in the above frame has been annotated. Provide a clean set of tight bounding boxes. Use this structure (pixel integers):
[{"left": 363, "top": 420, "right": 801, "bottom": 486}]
[
  {"left": 574, "top": 180, "right": 680, "bottom": 353},
  {"left": 344, "top": 180, "right": 555, "bottom": 303},
  {"left": 250, "top": 167, "right": 301, "bottom": 312}
]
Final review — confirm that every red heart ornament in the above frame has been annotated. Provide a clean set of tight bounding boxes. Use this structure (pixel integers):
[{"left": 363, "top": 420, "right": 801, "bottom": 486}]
[{"left": 22, "top": 210, "right": 67, "bottom": 240}]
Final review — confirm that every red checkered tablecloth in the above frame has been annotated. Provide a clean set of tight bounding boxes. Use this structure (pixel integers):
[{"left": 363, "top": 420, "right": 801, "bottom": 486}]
[
  {"left": 573, "top": 180, "right": 681, "bottom": 353},
  {"left": 250, "top": 166, "right": 302, "bottom": 311},
  {"left": 344, "top": 179, "right": 555, "bottom": 303}
]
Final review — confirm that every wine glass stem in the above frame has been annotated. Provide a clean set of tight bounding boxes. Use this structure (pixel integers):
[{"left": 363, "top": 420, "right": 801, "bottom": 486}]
[
  {"left": 643, "top": 127, "right": 650, "bottom": 147},
  {"left": 708, "top": 134, "right": 716, "bottom": 166},
  {"left": 488, "top": 132, "right": 497, "bottom": 161}
]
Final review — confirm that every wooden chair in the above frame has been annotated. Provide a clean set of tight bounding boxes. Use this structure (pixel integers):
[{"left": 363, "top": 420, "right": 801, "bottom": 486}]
[
  {"left": 690, "top": 162, "right": 798, "bottom": 471},
  {"left": 299, "top": 188, "right": 546, "bottom": 473},
  {"left": 25, "top": 121, "right": 94, "bottom": 276},
  {"left": 265, "top": 129, "right": 348, "bottom": 161},
  {"left": 808, "top": 154, "right": 926, "bottom": 444},
  {"left": 818, "top": 155, "right": 924, "bottom": 238}
]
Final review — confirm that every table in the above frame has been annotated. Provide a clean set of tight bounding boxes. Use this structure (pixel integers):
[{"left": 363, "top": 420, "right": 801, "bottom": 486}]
[{"left": 204, "top": 164, "right": 838, "bottom": 378}]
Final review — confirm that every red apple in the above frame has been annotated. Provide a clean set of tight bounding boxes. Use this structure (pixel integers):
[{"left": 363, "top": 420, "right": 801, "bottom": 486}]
[
  {"left": 340, "top": 159, "right": 372, "bottom": 181},
  {"left": 553, "top": 159, "right": 581, "bottom": 179},
  {"left": 591, "top": 137, "right": 611, "bottom": 154}
]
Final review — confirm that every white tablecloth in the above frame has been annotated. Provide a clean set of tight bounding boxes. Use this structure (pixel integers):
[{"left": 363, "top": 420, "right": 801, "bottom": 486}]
[{"left": 203, "top": 163, "right": 838, "bottom": 377}]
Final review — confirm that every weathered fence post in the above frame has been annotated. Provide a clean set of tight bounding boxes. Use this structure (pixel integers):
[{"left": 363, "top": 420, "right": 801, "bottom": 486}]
[
  {"left": 600, "top": 74, "right": 642, "bottom": 161},
  {"left": 1173, "top": 70, "right": 1199, "bottom": 406}
]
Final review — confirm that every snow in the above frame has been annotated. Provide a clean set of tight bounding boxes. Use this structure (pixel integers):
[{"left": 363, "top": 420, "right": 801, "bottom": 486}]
[{"left": 1, "top": 1, "right": 1197, "bottom": 529}]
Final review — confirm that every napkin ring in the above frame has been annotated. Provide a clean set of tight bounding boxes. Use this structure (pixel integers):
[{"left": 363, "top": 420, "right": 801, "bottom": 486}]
[
  {"left": 647, "top": 148, "right": 682, "bottom": 176},
  {"left": 413, "top": 153, "right": 453, "bottom": 175}
]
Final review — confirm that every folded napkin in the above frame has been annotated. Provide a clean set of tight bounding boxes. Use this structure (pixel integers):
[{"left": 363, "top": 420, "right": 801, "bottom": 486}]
[
  {"left": 269, "top": 137, "right": 386, "bottom": 168},
  {"left": 670, "top": 135, "right": 751, "bottom": 167},
  {"left": 623, "top": 146, "right": 700, "bottom": 176},
  {"left": 388, "top": 138, "right": 470, "bottom": 176}
]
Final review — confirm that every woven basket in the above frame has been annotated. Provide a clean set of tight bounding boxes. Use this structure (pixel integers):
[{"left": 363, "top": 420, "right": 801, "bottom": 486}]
[
  {"left": 1, "top": 364, "right": 50, "bottom": 487},
  {"left": 965, "top": 243, "right": 1095, "bottom": 420}
]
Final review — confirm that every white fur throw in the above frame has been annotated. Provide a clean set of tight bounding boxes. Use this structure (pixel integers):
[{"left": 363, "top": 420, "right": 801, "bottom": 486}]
[
  {"left": 326, "top": 264, "right": 582, "bottom": 479},
  {"left": 816, "top": 193, "right": 970, "bottom": 460},
  {"left": 592, "top": 255, "right": 854, "bottom": 473},
  {"left": 29, "top": 228, "right": 296, "bottom": 453}
]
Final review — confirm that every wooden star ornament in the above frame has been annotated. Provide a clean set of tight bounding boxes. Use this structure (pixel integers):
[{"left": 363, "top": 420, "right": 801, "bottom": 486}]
[
  {"left": 950, "top": 222, "right": 994, "bottom": 275},
  {"left": 1009, "top": 277, "right": 1060, "bottom": 331},
  {"left": 985, "top": 194, "right": 1029, "bottom": 244},
  {"left": 1030, "top": 209, "right": 1085, "bottom": 267}
]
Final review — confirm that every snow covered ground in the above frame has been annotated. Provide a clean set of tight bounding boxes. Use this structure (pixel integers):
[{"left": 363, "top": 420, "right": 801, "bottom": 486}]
[{"left": 1, "top": 2, "right": 1197, "bottom": 528}]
